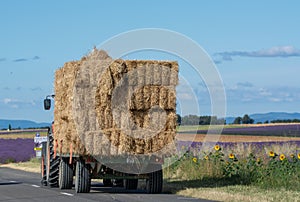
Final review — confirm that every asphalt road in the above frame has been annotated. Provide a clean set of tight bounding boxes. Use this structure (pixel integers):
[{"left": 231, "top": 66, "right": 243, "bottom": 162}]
[{"left": 0, "top": 167, "right": 214, "bottom": 202}]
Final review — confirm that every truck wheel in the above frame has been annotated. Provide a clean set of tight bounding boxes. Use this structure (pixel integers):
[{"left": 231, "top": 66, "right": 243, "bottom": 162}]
[
  {"left": 125, "top": 179, "right": 138, "bottom": 190},
  {"left": 48, "top": 157, "right": 60, "bottom": 187},
  {"left": 47, "top": 133, "right": 60, "bottom": 188},
  {"left": 41, "top": 154, "right": 47, "bottom": 186},
  {"left": 146, "top": 169, "right": 163, "bottom": 194},
  {"left": 59, "top": 158, "right": 73, "bottom": 189},
  {"left": 75, "top": 160, "right": 91, "bottom": 193}
]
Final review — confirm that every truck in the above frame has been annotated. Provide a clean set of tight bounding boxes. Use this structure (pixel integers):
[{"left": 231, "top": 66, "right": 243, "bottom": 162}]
[{"left": 40, "top": 49, "right": 178, "bottom": 194}]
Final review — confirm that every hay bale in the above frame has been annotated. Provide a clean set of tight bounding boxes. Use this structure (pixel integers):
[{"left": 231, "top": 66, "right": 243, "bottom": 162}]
[{"left": 53, "top": 49, "right": 178, "bottom": 156}]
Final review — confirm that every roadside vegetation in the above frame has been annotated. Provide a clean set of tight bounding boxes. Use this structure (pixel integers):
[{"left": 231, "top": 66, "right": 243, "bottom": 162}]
[{"left": 163, "top": 144, "right": 300, "bottom": 201}]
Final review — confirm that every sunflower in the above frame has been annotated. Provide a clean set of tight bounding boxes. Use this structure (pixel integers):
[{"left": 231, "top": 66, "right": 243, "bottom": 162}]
[
  {"left": 269, "top": 151, "right": 275, "bottom": 157},
  {"left": 229, "top": 153, "right": 235, "bottom": 159},
  {"left": 214, "top": 145, "right": 220, "bottom": 151},
  {"left": 192, "top": 157, "right": 197, "bottom": 163},
  {"left": 298, "top": 153, "right": 300, "bottom": 160},
  {"left": 279, "top": 154, "right": 285, "bottom": 161},
  {"left": 290, "top": 154, "right": 295, "bottom": 158},
  {"left": 204, "top": 155, "right": 209, "bottom": 160}
]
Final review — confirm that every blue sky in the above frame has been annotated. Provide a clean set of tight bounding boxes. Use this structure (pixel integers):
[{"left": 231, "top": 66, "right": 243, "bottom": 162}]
[{"left": 0, "top": 1, "right": 300, "bottom": 122}]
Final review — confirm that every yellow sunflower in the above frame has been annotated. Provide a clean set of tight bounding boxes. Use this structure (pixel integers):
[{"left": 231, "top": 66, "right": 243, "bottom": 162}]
[
  {"left": 279, "top": 154, "right": 285, "bottom": 161},
  {"left": 290, "top": 154, "right": 295, "bottom": 158},
  {"left": 214, "top": 145, "right": 220, "bottom": 151},
  {"left": 269, "top": 151, "right": 275, "bottom": 157},
  {"left": 204, "top": 155, "right": 209, "bottom": 160},
  {"left": 229, "top": 153, "right": 235, "bottom": 159},
  {"left": 192, "top": 157, "right": 197, "bottom": 163},
  {"left": 297, "top": 153, "right": 300, "bottom": 160}
]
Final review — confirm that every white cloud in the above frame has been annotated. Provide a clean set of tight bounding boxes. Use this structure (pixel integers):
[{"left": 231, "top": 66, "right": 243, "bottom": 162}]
[
  {"left": 177, "top": 92, "right": 194, "bottom": 100},
  {"left": 259, "top": 88, "right": 272, "bottom": 96},
  {"left": 269, "top": 97, "right": 281, "bottom": 102},
  {"left": 215, "top": 45, "right": 300, "bottom": 62},
  {"left": 3, "top": 98, "right": 18, "bottom": 104},
  {"left": 2, "top": 98, "right": 37, "bottom": 108}
]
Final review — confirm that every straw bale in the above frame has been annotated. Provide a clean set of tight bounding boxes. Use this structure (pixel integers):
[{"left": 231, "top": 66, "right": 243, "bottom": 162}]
[
  {"left": 153, "top": 63, "right": 162, "bottom": 85},
  {"left": 54, "top": 49, "right": 178, "bottom": 156},
  {"left": 133, "top": 87, "right": 144, "bottom": 110},
  {"left": 137, "top": 62, "right": 146, "bottom": 86},
  {"left": 159, "top": 87, "right": 168, "bottom": 109},
  {"left": 150, "top": 86, "right": 160, "bottom": 106},
  {"left": 167, "top": 89, "right": 176, "bottom": 109}
]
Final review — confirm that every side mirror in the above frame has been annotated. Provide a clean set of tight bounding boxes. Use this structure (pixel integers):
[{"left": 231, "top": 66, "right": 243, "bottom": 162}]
[{"left": 44, "top": 98, "right": 51, "bottom": 110}]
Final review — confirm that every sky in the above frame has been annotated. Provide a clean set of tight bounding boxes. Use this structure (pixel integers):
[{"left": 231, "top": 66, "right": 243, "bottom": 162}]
[{"left": 0, "top": 0, "right": 300, "bottom": 123}]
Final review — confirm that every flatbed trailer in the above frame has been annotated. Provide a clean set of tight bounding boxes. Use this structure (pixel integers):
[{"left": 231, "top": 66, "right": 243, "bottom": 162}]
[{"left": 41, "top": 125, "right": 163, "bottom": 193}]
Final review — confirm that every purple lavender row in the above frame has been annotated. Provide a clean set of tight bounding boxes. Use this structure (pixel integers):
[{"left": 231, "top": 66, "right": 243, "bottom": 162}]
[
  {"left": 175, "top": 140, "right": 300, "bottom": 158},
  {"left": 179, "top": 124, "right": 300, "bottom": 137},
  {"left": 0, "top": 139, "right": 35, "bottom": 163}
]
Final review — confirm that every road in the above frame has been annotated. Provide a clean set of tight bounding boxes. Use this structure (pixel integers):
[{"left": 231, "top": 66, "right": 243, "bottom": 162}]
[{"left": 0, "top": 167, "right": 213, "bottom": 202}]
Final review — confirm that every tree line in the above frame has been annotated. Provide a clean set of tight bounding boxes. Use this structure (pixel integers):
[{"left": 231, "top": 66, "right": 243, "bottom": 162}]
[
  {"left": 176, "top": 114, "right": 300, "bottom": 126},
  {"left": 232, "top": 114, "right": 254, "bottom": 124},
  {"left": 270, "top": 119, "right": 300, "bottom": 123},
  {"left": 177, "top": 114, "right": 225, "bottom": 125}
]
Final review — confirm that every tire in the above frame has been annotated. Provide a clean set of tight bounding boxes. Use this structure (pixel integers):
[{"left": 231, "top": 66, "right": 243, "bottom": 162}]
[
  {"left": 125, "top": 178, "right": 138, "bottom": 190},
  {"left": 75, "top": 160, "right": 91, "bottom": 193},
  {"left": 41, "top": 154, "right": 47, "bottom": 186},
  {"left": 59, "top": 158, "right": 73, "bottom": 189},
  {"left": 146, "top": 168, "right": 163, "bottom": 194},
  {"left": 48, "top": 156, "right": 60, "bottom": 187},
  {"left": 47, "top": 132, "right": 60, "bottom": 188}
]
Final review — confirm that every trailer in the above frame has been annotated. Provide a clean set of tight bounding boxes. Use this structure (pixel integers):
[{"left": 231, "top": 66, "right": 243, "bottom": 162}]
[
  {"left": 40, "top": 122, "right": 163, "bottom": 193},
  {"left": 40, "top": 49, "right": 178, "bottom": 194}
]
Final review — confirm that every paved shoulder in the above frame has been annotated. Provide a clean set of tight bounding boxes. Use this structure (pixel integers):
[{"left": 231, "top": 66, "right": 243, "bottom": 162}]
[{"left": 0, "top": 167, "right": 213, "bottom": 202}]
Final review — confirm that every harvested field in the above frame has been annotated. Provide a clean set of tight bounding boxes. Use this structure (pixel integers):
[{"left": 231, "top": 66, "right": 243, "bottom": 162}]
[
  {"left": 54, "top": 49, "right": 178, "bottom": 156},
  {"left": 176, "top": 134, "right": 300, "bottom": 143}
]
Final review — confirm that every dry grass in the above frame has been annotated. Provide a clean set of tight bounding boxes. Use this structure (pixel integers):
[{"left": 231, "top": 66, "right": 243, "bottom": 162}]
[
  {"left": 0, "top": 158, "right": 40, "bottom": 173},
  {"left": 0, "top": 130, "right": 47, "bottom": 139},
  {"left": 177, "top": 134, "right": 300, "bottom": 143},
  {"left": 175, "top": 185, "right": 300, "bottom": 202}
]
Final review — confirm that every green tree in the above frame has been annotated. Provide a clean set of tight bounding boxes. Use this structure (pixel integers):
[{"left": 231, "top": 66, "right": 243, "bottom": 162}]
[
  {"left": 8, "top": 124, "right": 12, "bottom": 131},
  {"left": 242, "top": 114, "right": 254, "bottom": 124},
  {"left": 176, "top": 114, "right": 182, "bottom": 126},
  {"left": 233, "top": 116, "right": 242, "bottom": 124}
]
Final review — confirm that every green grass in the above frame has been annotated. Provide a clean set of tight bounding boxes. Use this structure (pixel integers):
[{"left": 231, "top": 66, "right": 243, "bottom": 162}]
[{"left": 163, "top": 147, "right": 300, "bottom": 201}]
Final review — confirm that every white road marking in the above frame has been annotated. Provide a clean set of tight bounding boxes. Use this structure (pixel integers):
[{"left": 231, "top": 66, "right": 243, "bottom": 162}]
[
  {"left": 31, "top": 184, "right": 40, "bottom": 188},
  {"left": 60, "top": 192, "right": 74, "bottom": 196},
  {"left": 177, "top": 197, "right": 198, "bottom": 200}
]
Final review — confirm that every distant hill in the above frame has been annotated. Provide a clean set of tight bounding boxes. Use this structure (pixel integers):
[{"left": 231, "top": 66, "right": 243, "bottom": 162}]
[
  {"left": 226, "top": 112, "right": 300, "bottom": 124},
  {"left": 0, "top": 119, "right": 51, "bottom": 129}
]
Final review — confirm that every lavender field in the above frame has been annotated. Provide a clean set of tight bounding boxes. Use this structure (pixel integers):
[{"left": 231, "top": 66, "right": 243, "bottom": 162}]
[
  {"left": 0, "top": 138, "right": 35, "bottom": 163},
  {"left": 179, "top": 124, "right": 300, "bottom": 137},
  {"left": 177, "top": 140, "right": 300, "bottom": 160}
]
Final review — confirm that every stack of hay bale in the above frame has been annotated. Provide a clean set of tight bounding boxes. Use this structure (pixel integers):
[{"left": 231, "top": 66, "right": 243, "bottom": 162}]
[{"left": 53, "top": 49, "right": 178, "bottom": 156}]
